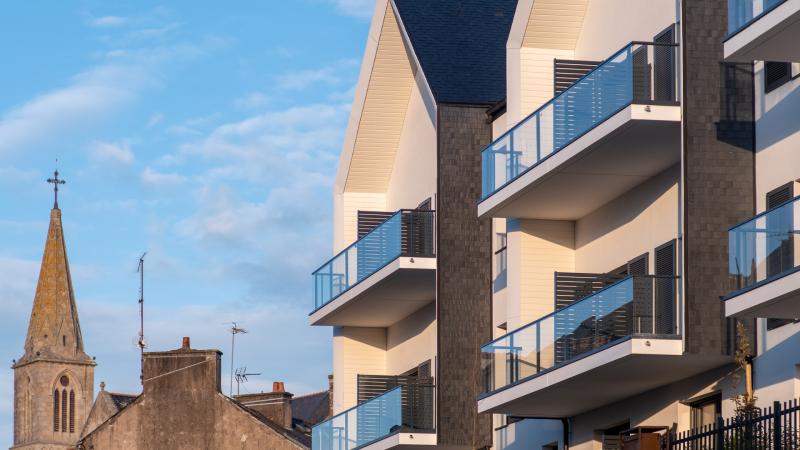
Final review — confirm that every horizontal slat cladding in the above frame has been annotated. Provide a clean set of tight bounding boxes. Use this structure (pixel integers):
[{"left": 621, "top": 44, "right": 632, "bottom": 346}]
[
  {"left": 554, "top": 272, "right": 627, "bottom": 310},
  {"left": 358, "top": 210, "right": 396, "bottom": 238},
  {"left": 554, "top": 59, "right": 600, "bottom": 95},
  {"left": 524, "top": 0, "right": 588, "bottom": 49},
  {"left": 357, "top": 375, "right": 435, "bottom": 431}
]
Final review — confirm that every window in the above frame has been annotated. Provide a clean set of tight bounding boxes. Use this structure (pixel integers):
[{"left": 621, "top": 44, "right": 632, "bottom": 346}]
[
  {"left": 69, "top": 390, "right": 75, "bottom": 433},
  {"left": 495, "top": 233, "right": 507, "bottom": 275},
  {"left": 765, "top": 62, "right": 791, "bottom": 93},
  {"left": 61, "top": 390, "right": 67, "bottom": 432},
  {"left": 765, "top": 183, "right": 799, "bottom": 330},
  {"left": 53, "top": 390, "right": 59, "bottom": 432},
  {"left": 690, "top": 395, "right": 721, "bottom": 430},
  {"left": 494, "top": 233, "right": 508, "bottom": 291}
]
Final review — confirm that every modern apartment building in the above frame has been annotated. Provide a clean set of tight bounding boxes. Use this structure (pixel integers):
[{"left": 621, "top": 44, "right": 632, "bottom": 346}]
[
  {"left": 311, "top": 0, "right": 800, "bottom": 449},
  {"left": 722, "top": 0, "right": 800, "bottom": 419},
  {"left": 310, "top": 1, "right": 516, "bottom": 449},
  {"left": 478, "top": 0, "right": 763, "bottom": 449}
]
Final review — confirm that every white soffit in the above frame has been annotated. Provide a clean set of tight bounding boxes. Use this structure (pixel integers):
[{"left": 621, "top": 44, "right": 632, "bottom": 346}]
[
  {"left": 341, "top": 4, "right": 416, "bottom": 193},
  {"left": 522, "top": 0, "right": 588, "bottom": 50}
]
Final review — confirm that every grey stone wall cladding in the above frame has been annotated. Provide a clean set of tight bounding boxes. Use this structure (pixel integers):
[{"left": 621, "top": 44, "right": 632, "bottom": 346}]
[
  {"left": 681, "top": 0, "right": 755, "bottom": 355},
  {"left": 436, "top": 104, "right": 493, "bottom": 448}
]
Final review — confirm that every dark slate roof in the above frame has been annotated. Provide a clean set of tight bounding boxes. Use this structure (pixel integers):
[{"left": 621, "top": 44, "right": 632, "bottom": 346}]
[
  {"left": 108, "top": 393, "right": 138, "bottom": 411},
  {"left": 393, "top": 0, "right": 518, "bottom": 105},
  {"left": 291, "top": 391, "right": 330, "bottom": 427}
]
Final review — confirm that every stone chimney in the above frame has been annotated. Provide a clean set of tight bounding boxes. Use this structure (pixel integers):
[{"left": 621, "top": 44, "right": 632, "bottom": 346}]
[
  {"left": 234, "top": 382, "right": 293, "bottom": 429},
  {"left": 328, "top": 374, "right": 334, "bottom": 418},
  {"left": 142, "top": 337, "right": 222, "bottom": 396}
]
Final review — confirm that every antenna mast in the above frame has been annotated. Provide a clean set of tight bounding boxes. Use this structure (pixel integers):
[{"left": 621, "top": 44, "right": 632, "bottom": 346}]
[
  {"left": 234, "top": 367, "right": 262, "bottom": 396},
  {"left": 137, "top": 253, "right": 147, "bottom": 384},
  {"left": 229, "top": 323, "right": 248, "bottom": 396}
]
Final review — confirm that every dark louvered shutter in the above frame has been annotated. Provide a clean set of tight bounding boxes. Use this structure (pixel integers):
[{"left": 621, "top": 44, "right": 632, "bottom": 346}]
[
  {"left": 554, "top": 59, "right": 601, "bottom": 95},
  {"left": 765, "top": 62, "right": 791, "bottom": 93},
  {"left": 766, "top": 183, "right": 797, "bottom": 330},
  {"left": 655, "top": 241, "right": 676, "bottom": 334},
  {"left": 358, "top": 211, "right": 396, "bottom": 238},
  {"left": 654, "top": 26, "right": 676, "bottom": 102},
  {"left": 627, "top": 254, "right": 649, "bottom": 275}
]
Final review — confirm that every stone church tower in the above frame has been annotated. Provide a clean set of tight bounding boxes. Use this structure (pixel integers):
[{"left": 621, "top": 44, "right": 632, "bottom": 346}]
[{"left": 12, "top": 193, "right": 95, "bottom": 449}]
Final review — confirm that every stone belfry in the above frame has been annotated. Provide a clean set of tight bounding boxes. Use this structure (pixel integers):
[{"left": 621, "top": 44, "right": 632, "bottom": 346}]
[{"left": 12, "top": 171, "right": 95, "bottom": 450}]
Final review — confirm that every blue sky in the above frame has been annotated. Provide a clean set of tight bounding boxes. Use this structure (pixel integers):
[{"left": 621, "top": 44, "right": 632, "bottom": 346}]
[{"left": 0, "top": 0, "right": 372, "bottom": 443}]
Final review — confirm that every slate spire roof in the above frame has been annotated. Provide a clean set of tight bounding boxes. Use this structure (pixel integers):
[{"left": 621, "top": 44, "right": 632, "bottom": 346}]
[
  {"left": 17, "top": 206, "right": 92, "bottom": 366},
  {"left": 393, "top": 0, "right": 518, "bottom": 105}
]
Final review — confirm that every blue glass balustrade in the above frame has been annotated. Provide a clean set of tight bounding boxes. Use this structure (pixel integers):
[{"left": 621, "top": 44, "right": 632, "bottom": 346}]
[
  {"left": 480, "top": 276, "right": 679, "bottom": 394},
  {"left": 312, "top": 210, "right": 436, "bottom": 312},
  {"left": 729, "top": 196, "right": 800, "bottom": 294},
  {"left": 728, "top": 0, "right": 786, "bottom": 35},
  {"left": 312, "top": 387, "right": 402, "bottom": 450},
  {"left": 481, "top": 42, "right": 678, "bottom": 200}
]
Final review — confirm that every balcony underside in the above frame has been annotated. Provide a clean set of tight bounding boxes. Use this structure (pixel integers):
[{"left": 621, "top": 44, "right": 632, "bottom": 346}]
[
  {"left": 358, "top": 432, "right": 437, "bottom": 450},
  {"left": 309, "top": 257, "right": 436, "bottom": 327},
  {"left": 477, "top": 338, "right": 730, "bottom": 418},
  {"left": 478, "top": 104, "right": 681, "bottom": 220},
  {"left": 725, "top": 269, "right": 800, "bottom": 319},
  {"left": 725, "top": 0, "right": 800, "bottom": 62}
]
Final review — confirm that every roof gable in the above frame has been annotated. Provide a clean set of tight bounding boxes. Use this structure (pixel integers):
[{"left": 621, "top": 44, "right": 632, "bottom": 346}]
[{"left": 393, "top": 0, "right": 518, "bottom": 105}]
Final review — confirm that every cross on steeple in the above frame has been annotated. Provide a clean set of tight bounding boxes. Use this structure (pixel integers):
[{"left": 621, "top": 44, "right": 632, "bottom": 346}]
[{"left": 47, "top": 169, "right": 66, "bottom": 209}]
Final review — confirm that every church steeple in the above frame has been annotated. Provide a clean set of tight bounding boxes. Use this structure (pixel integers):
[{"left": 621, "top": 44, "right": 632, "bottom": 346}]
[
  {"left": 12, "top": 178, "right": 95, "bottom": 450},
  {"left": 18, "top": 205, "right": 91, "bottom": 364}
]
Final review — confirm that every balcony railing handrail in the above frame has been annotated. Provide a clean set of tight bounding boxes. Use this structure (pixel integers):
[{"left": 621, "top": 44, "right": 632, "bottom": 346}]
[
  {"left": 725, "top": 0, "right": 788, "bottom": 41},
  {"left": 311, "top": 386, "right": 403, "bottom": 433},
  {"left": 482, "top": 274, "right": 679, "bottom": 350},
  {"left": 727, "top": 194, "right": 800, "bottom": 232},
  {"left": 480, "top": 41, "right": 679, "bottom": 159},
  {"left": 311, "top": 209, "right": 435, "bottom": 275}
]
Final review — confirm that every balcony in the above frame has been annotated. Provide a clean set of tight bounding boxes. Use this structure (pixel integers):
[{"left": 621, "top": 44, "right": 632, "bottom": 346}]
[
  {"left": 725, "top": 0, "right": 800, "bottom": 62},
  {"left": 312, "top": 384, "right": 435, "bottom": 450},
  {"left": 478, "top": 276, "right": 726, "bottom": 417},
  {"left": 479, "top": 42, "right": 681, "bottom": 220},
  {"left": 725, "top": 196, "right": 800, "bottom": 319},
  {"left": 310, "top": 210, "right": 436, "bottom": 327}
]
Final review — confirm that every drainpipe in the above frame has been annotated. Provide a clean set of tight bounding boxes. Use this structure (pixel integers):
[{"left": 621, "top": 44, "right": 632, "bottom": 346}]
[{"left": 745, "top": 355, "right": 755, "bottom": 403}]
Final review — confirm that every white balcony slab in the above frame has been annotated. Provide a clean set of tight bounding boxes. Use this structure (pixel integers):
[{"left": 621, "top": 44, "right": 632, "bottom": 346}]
[
  {"left": 477, "top": 338, "right": 730, "bottom": 418},
  {"left": 725, "top": 269, "right": 800, "bottom": 319},
  {"left": 359, "top": 432, "right": 437, "bottom": 450},
  {"left": 309, "top": 257, "right": 436, "bottom": 327},
  {"left": 725, "top": 0, "right": 800, "bottom": 62},
  {"left": 478, "top": 104, "right": 681, "bottom": 220}
]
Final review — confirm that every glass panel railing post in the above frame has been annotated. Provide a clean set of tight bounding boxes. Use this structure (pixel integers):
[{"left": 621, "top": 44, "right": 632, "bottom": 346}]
[{"left": 536, "top": 322, "right": 541, "bottom": 374}]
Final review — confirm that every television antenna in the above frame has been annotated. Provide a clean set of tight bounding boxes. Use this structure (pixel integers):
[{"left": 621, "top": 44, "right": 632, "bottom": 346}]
[
  {"left": 234, "top": 367, "right": 261, "bottom": 396},
  {"left": 228, "top": 322, "right": 248, "bottom": 396},
  {"left": 137, "top": 253, "right": 147, "bottom": 384}
]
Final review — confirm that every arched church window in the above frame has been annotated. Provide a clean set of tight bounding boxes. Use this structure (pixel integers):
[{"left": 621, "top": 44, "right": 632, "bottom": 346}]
[
  {"left": 69, "top": 390, "right": 75, "bottom": 433},
  {"left": 60, "top": 389, "right": 67, "bottom": 432},
  {"left": 53, "top": 389, "right": 59, "bottom": 432}
]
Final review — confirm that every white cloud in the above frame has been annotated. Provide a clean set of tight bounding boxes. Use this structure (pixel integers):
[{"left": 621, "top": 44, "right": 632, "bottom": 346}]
[
  {"left": 89, "top": 141, "right": 135, "bottom": 167},
  {"left": 91, "top": 15, "right": 128, "bottom": 28},
  {"left": 140, "top": 167, "right": 187, "bottom": 187},
  {"left": 275, "top": 59, "right": 358, "bottom": 90},
  {"left": 147, "top": 112, "right": 164, "bottom": 127},
  {"left": 234, "top": 92, "right": 270, "bottom": 110},
  {"left": 327, "top": 0, "right": 375, "bottom": 19}
]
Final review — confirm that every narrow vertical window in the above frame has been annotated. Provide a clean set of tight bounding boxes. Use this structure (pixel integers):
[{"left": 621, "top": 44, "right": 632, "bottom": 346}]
[
  {"left": 53, "top": 390, "right": 59, "bottom": 432},
  {"left": 69, "top": 390, "right": 75, "bottom": 433},
  {"left": 61, "top": 389, "right": 67, "bottom": 432}
]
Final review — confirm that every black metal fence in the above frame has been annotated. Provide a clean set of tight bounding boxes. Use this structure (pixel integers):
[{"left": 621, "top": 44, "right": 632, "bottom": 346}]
[{"left": 666, "top": 399, "right": 800, "bottom": 450}]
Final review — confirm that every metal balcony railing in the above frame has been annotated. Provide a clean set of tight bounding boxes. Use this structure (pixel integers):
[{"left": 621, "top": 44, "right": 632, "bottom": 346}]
[
  {"left": 728, "top": 0, "right": 787, "bottom": 37},
  {"left": 480, "top": 275, "right": 679, "bottom": 395},
  {"left": 312, "top": 209, "right": 436, "bottom": 312},
  {"left": 481, "top": 41, "right": 679, "bottom": 200},
  {"left": 728, "top": 195, "right": 800, "bottom": 296},
  {"left": 311, "top": 384, "right": 435, "bottom": 450}
]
